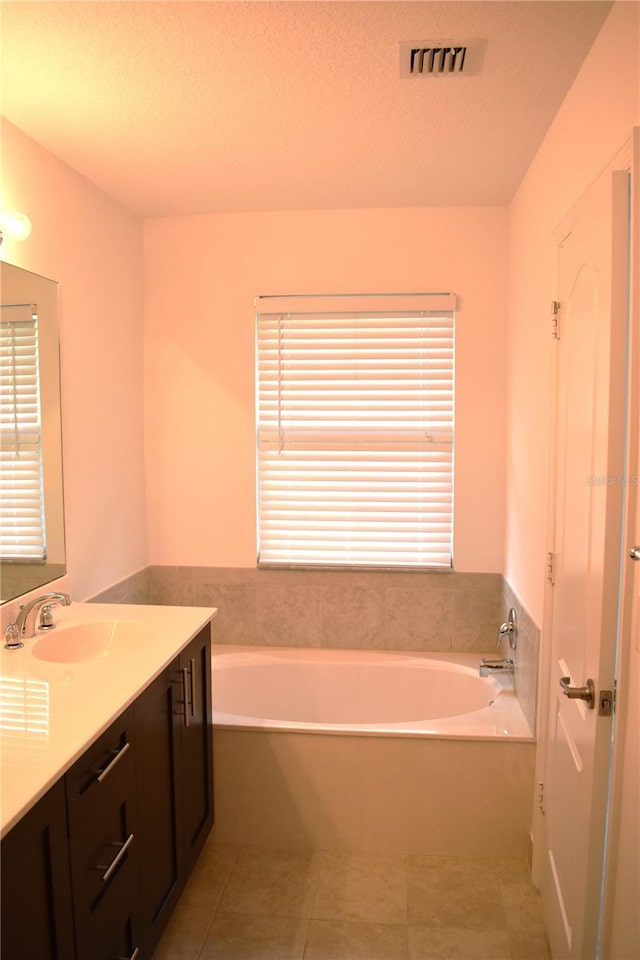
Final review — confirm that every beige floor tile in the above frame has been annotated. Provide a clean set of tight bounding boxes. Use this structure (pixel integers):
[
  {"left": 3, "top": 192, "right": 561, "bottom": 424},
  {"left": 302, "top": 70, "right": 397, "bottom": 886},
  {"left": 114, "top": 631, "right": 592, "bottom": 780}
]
[
  {"left": 408, "top": 923, "right": 511, "bottom": 959},
  {"left": 199, "top": 913, "right": 308, "bottom": 960},
  {"left": 305, "top": 919, "right": 409, "bottom": 960},
  {"left": 509, "top": 927, "right": 552, "bottom": 960},
  {"left": 410, "top": 856, "right": 501, "bottom": 876},
  {"left": 151, "top": 843, "right": 238, "bottom": 959},
  {"left": 312, "top": 851, "right": 408, "bottom": 925},
  {"left": 151, "top": 902, "right": 215, "bottom": 960},
  {"left": 498, "top": 862, "right": 550, "bottom": 958},
  {"left": 499, "top": 872, "right": 547, "bottom": 933},
  {"left": 495, "top": 858, "right": 530, "bottom": 879},
  {"left": 218, "top": 846, "right": 320, "bottom": 918},
  {"left": 180, "top": 840, "right": 238, "bottom": 909},
  {"left": 407, "top": 857, "right": 506, "bottom": 930},
  {"left": 152, "top": 844, "right": 552, "bottom": 960},
  {"left": 500, "top": 876, "right": 544, "bottom": 911}
]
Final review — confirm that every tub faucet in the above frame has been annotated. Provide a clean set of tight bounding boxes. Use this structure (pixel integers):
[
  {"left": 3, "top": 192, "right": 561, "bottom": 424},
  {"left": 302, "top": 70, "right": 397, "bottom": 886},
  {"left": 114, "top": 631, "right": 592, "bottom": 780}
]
[
  {"left": 497, "top": 607, "right": 518, "bottom": 650},
  {"left": 479, "top": 657, "right": 514, "bottom": 677},
  {"left": 4, "top": 592, "right": 72, "bottom": 648}
]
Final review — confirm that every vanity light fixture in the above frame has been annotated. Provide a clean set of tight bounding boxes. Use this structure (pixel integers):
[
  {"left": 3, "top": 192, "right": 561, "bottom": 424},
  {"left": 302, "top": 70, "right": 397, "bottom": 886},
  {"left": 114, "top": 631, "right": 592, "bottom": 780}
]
[{"left": 0, "top": 211, "right": 32, "bottom": 245}]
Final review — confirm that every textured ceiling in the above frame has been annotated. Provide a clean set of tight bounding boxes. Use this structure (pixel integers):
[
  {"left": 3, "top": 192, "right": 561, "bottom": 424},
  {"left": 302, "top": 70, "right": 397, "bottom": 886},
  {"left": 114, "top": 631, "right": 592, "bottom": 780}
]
[{"left": 1, "top": 1, "right": 612, "bottom": 216}]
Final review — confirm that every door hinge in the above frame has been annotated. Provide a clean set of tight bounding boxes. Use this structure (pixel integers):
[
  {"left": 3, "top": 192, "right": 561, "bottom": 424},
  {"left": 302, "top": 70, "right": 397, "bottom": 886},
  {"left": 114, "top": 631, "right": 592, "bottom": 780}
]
[
  {"left": 546, "top": 551, "right": 556, "bottom": 585},
  {"left": 551, "top": 300, "right": 560, "bottom": 339},
  {"left": 537, "top": 782, "right": 545, "bottom": 815}
]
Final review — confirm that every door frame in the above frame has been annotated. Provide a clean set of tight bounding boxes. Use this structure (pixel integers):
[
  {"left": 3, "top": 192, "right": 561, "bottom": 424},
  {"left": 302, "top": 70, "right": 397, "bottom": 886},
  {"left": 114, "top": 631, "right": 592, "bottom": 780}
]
[
  {"left": 532, "top": 131, "right": 636, "bottom": 956},
  {"left": 599, "top": 125, "right": 640, "bottom": 960}
]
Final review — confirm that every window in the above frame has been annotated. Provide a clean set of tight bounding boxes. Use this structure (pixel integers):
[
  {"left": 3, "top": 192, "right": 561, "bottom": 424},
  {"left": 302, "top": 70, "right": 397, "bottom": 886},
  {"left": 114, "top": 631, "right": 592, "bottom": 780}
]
[
  {"left": 0, "top": 304, "right": 47, "bottom": 562},
  {"left": 256, "top": 293, "right": 455, "bottom": 569}
]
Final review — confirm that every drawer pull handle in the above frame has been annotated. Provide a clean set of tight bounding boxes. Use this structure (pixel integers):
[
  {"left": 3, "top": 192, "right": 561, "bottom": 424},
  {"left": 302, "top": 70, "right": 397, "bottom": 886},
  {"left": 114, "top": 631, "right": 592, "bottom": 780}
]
[
  {"left": 114, "top": 949, "right": 140, "bottom": 960},
  {"left": 182, "top": 666, "right": 190, "bottom": 727},
  {"left": 189, "top": 657, "right": 197, "bottom": 717},
  {"left": 97, "top": 833, "right": 135, "bottom": 883},
  {"left": 96, "top": 741, "right": 130, "bottom": 783}
]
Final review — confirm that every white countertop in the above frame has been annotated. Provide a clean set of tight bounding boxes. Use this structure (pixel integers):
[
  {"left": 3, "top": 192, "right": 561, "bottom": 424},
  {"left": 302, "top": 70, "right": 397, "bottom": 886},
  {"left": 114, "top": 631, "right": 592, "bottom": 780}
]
[{"left": 0, "top": 602, "right": 217, "bottom": 837}]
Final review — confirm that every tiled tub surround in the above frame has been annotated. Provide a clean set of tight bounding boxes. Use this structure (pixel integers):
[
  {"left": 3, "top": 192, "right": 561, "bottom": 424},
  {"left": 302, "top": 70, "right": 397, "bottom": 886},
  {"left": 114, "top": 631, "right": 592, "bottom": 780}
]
[
  {"left": 95, "top": 567, "right": 504, "bottom": 654},
  {"left": 92, "top": 566, "right": 540, "bottom": 732},
  {"left": 501, "top": 580, "right": 541, "bottom": 735}
]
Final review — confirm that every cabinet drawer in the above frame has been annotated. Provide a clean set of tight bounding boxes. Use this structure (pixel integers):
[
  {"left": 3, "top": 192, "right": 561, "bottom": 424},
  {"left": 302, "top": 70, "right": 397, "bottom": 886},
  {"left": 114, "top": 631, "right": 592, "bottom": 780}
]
[
  {"left": 66, "top": 707, "right": 141, "bottom": 960},
  {"left": 66, "top": 705, "right": 136, "bottom": 807},
  {"left": 73, "top": 854, "right": 143, "bottom": 960}
]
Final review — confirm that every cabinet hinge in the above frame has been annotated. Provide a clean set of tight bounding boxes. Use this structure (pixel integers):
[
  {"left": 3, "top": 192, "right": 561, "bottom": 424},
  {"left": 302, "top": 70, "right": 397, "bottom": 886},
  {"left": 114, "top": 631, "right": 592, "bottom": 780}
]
[
  {"left": 537, "top": 782, "right": 545, "bottom": 815},
  {"left": 546, "top": 551, "right": 556, "bottom": 586},
  {"left": 551, "top": 300, "right": 561, "bottom": 339}
]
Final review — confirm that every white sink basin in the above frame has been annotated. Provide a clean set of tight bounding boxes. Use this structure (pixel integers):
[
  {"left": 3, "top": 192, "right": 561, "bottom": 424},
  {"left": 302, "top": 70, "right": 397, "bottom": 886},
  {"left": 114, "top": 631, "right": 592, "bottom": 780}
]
[{"left": 31, "top": 620, "right": 156, "bottom": 663}]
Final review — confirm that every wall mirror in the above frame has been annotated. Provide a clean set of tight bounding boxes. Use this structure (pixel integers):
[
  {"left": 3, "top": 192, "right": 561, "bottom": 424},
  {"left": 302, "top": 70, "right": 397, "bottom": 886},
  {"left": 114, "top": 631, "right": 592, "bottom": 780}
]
[{"left": 1, "top": 261, "right": 66, "bottom": 603}]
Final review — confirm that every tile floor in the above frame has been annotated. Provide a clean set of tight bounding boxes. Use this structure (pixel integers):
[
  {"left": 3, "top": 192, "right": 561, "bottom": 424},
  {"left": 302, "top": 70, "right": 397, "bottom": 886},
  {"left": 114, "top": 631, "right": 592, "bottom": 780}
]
[{"left": 151, "top": 839, "right": 551, "bottom": 960}]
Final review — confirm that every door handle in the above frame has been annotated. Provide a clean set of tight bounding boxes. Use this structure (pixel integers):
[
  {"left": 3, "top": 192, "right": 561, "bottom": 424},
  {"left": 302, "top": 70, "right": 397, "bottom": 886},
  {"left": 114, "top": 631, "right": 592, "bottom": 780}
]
[
  {"left": 189, "top": 657, "right": 196, "bottom": 717},
  {"left": 559, "top": 676, "right": 595, "bottom": 709},
  {"left": 630, "top": 546, "right": 640, "bottom": 560},
  {"left": 95, "top": 741, "right": 130, "bottom": 783},
  {"left": 181, "top": 666, "right": 190, "bottom": 727},
  {"left": 96, "top": 833, "right": 135, "bottom": 883}
]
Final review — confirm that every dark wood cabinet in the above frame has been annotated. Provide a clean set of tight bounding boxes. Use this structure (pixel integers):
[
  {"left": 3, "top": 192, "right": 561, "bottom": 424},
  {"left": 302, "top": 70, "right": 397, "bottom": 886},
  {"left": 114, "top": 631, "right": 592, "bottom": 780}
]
[
  {"left": 66, "top": 706, "right": 142, "bottom": 960},
  {"left": 1, "top": 779, "right": 75, "bottom": 960},
  {"left": 135, "top": 623, "right": 213, "bottom": 957},
  {"left": 180, "top": 624, "right": 214, "bottom": 876},
  {"left": 1, "top": 622, "right": 213, "bottom": 960},
  {"left": 135, "top": 656, "right": 184, "bottom": 955}
]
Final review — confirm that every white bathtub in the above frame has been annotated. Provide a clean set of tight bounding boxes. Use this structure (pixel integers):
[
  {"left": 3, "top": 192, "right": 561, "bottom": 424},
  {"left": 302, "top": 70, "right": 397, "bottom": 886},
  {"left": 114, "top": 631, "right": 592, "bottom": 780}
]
[
  {"left": 210, "top": 646, "right": 536, "bottom": 857},
  {"left": 212, "top": 647, "right": 533, "bottom": 740}
]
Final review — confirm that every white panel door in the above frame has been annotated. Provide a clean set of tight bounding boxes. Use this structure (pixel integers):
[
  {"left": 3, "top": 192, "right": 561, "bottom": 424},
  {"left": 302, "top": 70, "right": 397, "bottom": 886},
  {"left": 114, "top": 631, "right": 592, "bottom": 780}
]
[{"left": 541, "top": 170, "right": 630, "bottom": 960}]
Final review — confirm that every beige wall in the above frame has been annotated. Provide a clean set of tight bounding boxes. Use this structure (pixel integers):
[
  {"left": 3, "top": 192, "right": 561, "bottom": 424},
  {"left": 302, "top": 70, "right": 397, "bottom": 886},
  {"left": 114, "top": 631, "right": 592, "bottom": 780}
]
[
  {"left": 0, "top": 119, "right": 147, "bottom": 613},
  {"left": 143, "top": 206, "right": 508, "bottom": 573}
]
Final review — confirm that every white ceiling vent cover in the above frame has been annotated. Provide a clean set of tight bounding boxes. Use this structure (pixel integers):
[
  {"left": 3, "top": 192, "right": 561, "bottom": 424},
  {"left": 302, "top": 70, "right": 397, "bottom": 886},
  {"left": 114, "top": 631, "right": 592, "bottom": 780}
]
[{"left": 400, "top": 39, "right": 486, "bottom": 78}]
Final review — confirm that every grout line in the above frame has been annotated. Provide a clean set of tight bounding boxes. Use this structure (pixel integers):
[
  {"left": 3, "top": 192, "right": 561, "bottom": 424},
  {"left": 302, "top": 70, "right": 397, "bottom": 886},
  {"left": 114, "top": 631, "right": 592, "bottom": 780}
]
[
  {"left": 300, "top": 917, "right": 312, "bottom": 960},
  {"left": 193, "top": 845, "right": 239, "bottom": 960},
  {"left": 308, "top": 847, "right": 325, "bottom": 921},
  {"left": 302, "top": 847, "right": 324, "bottom": 956}
]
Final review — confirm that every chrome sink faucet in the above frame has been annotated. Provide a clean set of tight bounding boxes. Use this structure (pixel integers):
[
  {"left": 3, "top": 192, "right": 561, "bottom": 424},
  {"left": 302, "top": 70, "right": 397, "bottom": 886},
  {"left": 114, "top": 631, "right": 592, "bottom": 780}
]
[{"left": 4, "top": 592, "right": 72, "bottom": 649}]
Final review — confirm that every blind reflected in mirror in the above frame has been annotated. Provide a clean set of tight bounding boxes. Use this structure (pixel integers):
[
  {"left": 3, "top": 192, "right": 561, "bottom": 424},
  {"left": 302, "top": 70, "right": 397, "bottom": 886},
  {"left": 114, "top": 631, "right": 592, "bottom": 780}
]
[{"left": 0, "top": 262, "right": 65, "bottom": 602}]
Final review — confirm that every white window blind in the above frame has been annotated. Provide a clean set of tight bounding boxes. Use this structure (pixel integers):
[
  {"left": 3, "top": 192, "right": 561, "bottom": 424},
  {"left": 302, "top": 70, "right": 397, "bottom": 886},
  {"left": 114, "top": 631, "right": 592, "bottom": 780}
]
[
  {"left": 256, "top": 293, "right": 455, "bottom": 569},
  {"left": 0, "top": 304, "right": 47, "bottom": 562}
]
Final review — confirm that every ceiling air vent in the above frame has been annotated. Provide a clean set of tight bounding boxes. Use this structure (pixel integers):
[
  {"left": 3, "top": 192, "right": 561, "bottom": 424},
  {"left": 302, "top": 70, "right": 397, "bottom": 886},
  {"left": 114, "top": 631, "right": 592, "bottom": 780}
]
[{"left": 400, "top": 39, "right": 486, "bottom": 78}]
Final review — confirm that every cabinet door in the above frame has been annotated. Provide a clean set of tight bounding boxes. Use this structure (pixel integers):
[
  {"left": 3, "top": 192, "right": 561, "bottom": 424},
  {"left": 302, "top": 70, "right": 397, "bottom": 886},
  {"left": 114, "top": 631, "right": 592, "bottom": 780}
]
[
  {"left": 180, "top": 623, "right": 214, "bottom": 878},
  {"left": 1, "top": 779, "right": 75, "bottom": 960},
  {"left": 135, "top": 656, "right": 183, "bottom": 957},
  {"left": 66, "top": 706, "right": 142, "bottom": 960}
]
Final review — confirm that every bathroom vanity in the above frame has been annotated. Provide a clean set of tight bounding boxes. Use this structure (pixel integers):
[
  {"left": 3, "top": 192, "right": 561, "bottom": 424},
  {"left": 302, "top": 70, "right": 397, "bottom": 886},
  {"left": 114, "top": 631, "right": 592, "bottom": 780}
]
[{"left": 0, "top": 603, "right": 216, "bottom": 960}]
